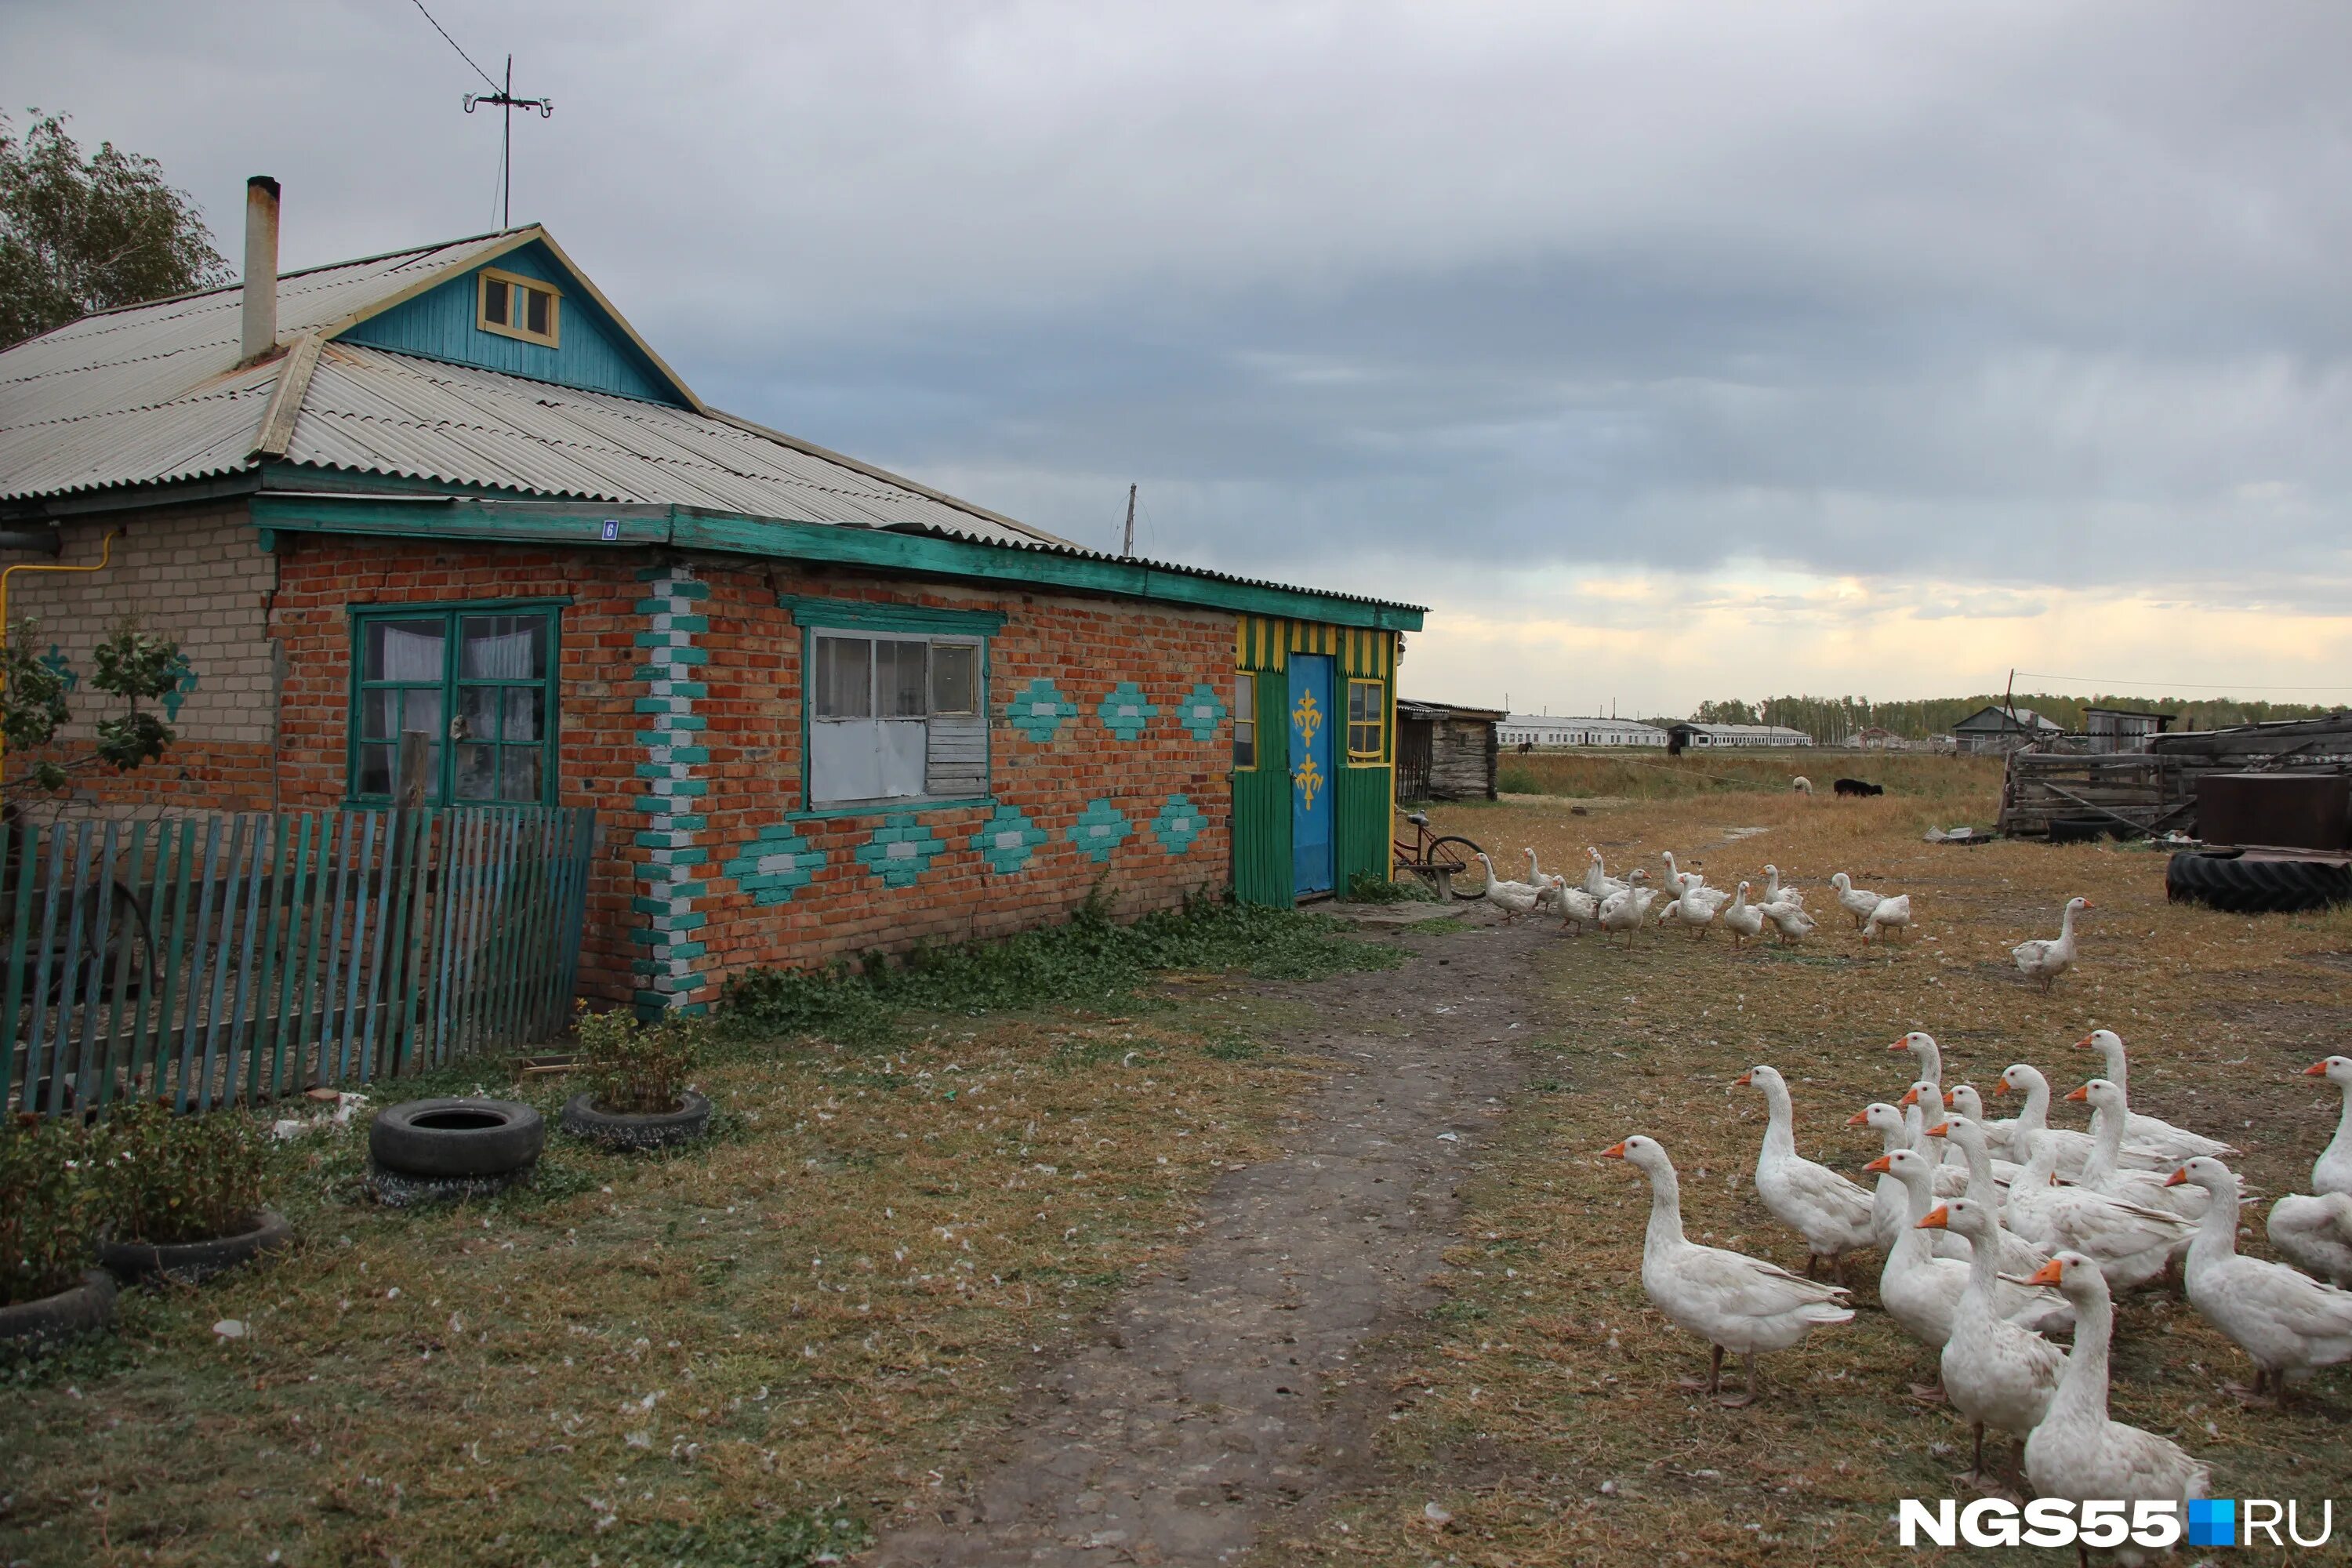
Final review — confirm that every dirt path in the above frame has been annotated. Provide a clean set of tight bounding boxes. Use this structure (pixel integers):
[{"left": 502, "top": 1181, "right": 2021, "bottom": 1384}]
[{"left": 869, "top": 914, "right": 1544, "bottom": 1566}]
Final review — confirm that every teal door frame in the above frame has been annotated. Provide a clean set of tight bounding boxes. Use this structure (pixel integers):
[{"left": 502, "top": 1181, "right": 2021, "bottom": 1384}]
[{"left": 1288, "top": 653, "right": 1335, "bottom": 898}]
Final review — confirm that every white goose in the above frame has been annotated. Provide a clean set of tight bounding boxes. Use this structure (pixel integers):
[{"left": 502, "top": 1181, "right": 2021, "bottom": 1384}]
[
  {"left": 1917, "top": 1196, "right": 2063, "bottom": 1484},
  {"left": 1554, "top": 883, "right": 1601, "bottom": 935},
  {"left": 1865, "top": 1149, "right": 2071, "bottom": 1352},
  {"left": 1889, "top": 1030, "right": 1944, "bottom": 1095},
  {"left": 2012, "top": 897, "right": 2089, "bottom": 993},
  {"left": 2020, "top": 1253, "right": 2210, "bottom": 1541},
  {"left": 1760, "top": 898, "right": 1816, "bottom": 946},
  {"left": 1595, "top": 875, "right": 1658, "bottom": 948},
  {"left": 1584, "top": 848, "right": 1629, "bottom": 901},
  {"left": 1828, "top": 872, "right": 1881, "bottom": 931},
  {"left": 2067, "top": 1079, "right": 2209, "bottom": 1228},
  {"left": 2302, "top": 1054, "right": 2352, "bottom": 1196},
  {"left": 1896, "top": 1084, "right": 1971, "bottom": 1189},
  {"left": 1940, "top": 1087, "right": 2027, "bottom": 1187},
  {"left": 1919, "top": 1116, "right": 2046, "bottom": 1272},
  {"left": 2171, "top": 1156, "right": 2352, "bottom": 1399},
  {"left": 1657, "top": 852, "right": 1729, "bottom": 913},
  {"left": 1988, "top": 1062, "right": 2166, "bottom": 1178},
  {"left": 2268, "top": 1191, "right": 2352, "bottom": 1287},
  {"left": 1756, "top": 864, "right": 1803, "bottom": 910},
  {"left": 1472, "top": 853, "right": 1542, "bottom": 922},
  {"left": 2002, "top": 1129, "right": 2190, "bottom": 1294},
  {"left": 1851, "top": 1102, "right": 1929, "bottom": 1254},
  {"left": 1659, "top": 873, "right": 1718, "bottom": 939},
  {"left": 2072, "top": 1030, "right": 2241, "bottom": 1163},
  {"left": 1602, "top": 1135, "right": 1853, "bottom": 1406},
  {"left": 1738, "top": 1066, "right": 1877, "bottom": 1279},
  {"left": 1719, "top": 882, "right": 1766, "bottom": 949},
  {"left": 1860, "top": 892, "right": 1912, "bottom": 945}
]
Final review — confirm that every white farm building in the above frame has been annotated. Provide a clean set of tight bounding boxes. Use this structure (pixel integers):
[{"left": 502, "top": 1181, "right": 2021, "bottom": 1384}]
[
  {"left": 1665, "top": 721, "right": 1815, "bottom": 750},
  {"left": 1497, "top": 715, "right": 1668, "bottom": 749}
]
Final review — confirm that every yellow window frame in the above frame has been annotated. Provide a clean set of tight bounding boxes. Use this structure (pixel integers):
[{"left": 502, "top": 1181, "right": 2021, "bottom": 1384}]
[
  {"left": 477, "top": 267, "right": 561, "bottom": 348},
  {"left": 1231, "top": 669, "right": 1260, "bottom": 771},
  {"left": 1346, "top": 677, "right": 1385, "bottom": 763}
]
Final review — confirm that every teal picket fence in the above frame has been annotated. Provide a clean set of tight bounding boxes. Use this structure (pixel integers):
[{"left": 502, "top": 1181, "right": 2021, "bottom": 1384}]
[{"left": 1, "top": 804, "right": 596, "bottom": 1116}]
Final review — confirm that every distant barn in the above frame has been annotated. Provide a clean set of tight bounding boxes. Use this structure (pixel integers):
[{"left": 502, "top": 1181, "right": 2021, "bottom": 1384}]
[
  {"left": 1496, "top": 714, "right": 1669, "bottom": 750},
  {"left": 1951, "top": 705, "right": 2067, "bottom": 755},
  {"left": 2083, "top": 706, "right": 2177, "bottom": 755},
  {"left": 1664, "top": 721, "right": 1814, "bottom": 753},
  {"left": 1397, "top": 699, "right": 1503, "bottom": 800}
]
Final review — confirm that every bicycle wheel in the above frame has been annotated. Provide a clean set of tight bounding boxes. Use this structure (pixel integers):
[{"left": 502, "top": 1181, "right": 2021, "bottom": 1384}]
[{"left": 1425, "top": 836, "right": 1484, "bottom": 901}]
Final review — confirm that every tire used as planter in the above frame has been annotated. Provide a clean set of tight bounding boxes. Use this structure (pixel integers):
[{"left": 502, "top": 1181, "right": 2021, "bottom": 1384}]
[
  {"left": 561, "top": 1089, "right": 713, "bottom": 1151},
  {"left": 0, "top": 1269, "right": 118, "bottom": 1345},
  {"left": 99, "top": 1210, "right": 292, "bottom": 1287},
  {"left": 368, "top": 1097, "right": 543, "bottom": 1207},
  {"left": 2167, "top": 851, "right": 2352, "bottom": 915}
]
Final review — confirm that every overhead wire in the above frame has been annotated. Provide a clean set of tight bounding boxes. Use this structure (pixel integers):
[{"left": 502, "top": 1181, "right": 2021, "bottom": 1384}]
[{"left": 408, "top": 0, "right": 501, "bottom": 91}]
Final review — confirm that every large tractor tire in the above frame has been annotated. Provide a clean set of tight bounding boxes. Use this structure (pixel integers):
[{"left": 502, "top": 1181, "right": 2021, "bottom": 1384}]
[{"left": 2166, "top": 851, "right": 2351, "bottom": 914}]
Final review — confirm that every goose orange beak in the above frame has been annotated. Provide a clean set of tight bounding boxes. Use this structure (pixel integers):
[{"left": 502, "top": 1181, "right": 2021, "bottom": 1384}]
[
  {"left": 1918, "top": 1205, "right": 1950, "bottom": 1230},
  {"left": 1924, "top": 1121, "right": 1950, "bottom": 1139},
  {"left": 2307, "top": 1061, "right": 2332, "bottom": 1076},
  {"left": 1599, "top": 1141, "right": 1628, "bottom": 1160},
  {"left": 1864, "top": 1154, "right": 1893, "bottom": 1174},
  {"left": 1734, "top": 1070, "right": 1755, "bottom": 1087},
  {"left": 2164, "top": 1167, "right": 2189, "bottom": 1187},
  {"left": 1991, "top": 1079, "right": 2013, "bottom": 1097},
  {"left": 2024, "top": 1258, "right": 2066, "bottom": 1287},
  {"left": 1941, "top": 1090, "right": 1957, "bottom": 1107},
  {"left": 1886, "top": 1040, "right": 1911, "bottom": 1054},
  {"left": 1846, "top": 1108, "right": 1871, "bottom": 1127},
  {"left": 2063, "top": 1084, "right": 2090, "bottom": 1102}
]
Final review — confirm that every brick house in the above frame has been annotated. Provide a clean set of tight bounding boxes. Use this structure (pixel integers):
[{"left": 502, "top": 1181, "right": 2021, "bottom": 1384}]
[{"left": 0, "top": 180, "right": 1421, "bottom": 1014}]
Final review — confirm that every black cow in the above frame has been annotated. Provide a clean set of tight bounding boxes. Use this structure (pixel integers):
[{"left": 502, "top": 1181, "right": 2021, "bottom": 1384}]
[{"left": 1834, "top": 778, "right": 1885, "bottom": 798}]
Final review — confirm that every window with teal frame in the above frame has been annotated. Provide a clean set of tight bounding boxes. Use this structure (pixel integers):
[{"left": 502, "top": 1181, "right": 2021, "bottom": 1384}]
[{"left": 347, "top": 601, "right": 562, "bottom": 805}]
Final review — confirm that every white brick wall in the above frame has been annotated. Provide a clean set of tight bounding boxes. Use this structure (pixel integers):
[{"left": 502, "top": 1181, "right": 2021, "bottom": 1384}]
[{"left": 7, "top": 507, "right": 277, "bottom": 747}]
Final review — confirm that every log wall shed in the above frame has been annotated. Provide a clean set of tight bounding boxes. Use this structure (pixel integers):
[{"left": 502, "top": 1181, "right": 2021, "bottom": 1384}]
[{"left": 1396, "top": 700, "right": 1501, "bottom": 802}]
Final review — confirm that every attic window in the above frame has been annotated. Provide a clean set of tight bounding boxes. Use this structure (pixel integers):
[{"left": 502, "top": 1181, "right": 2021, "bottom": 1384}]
[{"left": 477, "top": 267, "right": 560, "bottom": 348}]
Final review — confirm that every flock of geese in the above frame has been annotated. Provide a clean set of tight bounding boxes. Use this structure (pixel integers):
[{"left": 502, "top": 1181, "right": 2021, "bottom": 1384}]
[
  {"left": 1602, "top": 1030, "right": 2352, "bottom": 1525},
  {"left": 1472, "top": 848, "right": 2097, "bottom": 989}
]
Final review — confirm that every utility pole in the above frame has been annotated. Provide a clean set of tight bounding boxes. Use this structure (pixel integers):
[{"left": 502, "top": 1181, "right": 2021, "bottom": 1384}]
[
  {"left": 1120, "top": 484, "right": 1137, "bottom": 557},
  {"left": 465, "top": 54, "right": 553, "bottom": 229}
]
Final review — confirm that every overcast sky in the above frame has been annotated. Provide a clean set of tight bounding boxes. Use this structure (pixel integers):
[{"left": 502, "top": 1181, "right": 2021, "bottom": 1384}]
[{"left": 9, "top": 2, "right": 2352, "bottom": 715}]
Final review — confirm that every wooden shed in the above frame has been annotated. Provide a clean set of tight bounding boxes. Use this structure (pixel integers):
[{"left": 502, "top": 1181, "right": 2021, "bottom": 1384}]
[{"left": 1396, "top": 700, "right": 1501, "bottom": 802}]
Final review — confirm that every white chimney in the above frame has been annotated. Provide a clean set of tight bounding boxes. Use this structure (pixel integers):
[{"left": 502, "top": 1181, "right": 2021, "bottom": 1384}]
[{"left": 241, "top": 176, "right": 281, "bottom": 363}]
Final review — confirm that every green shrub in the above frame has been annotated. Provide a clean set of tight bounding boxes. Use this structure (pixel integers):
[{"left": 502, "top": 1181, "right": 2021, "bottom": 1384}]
[
  {"left": 1345, "top": 869, "right": 1437, "bottom": 903},
  {"left": 575, "top": 1005, "right": 708, "bottom": 1114},
  {"left": 723, "top": 890, "right": 1398, "bottom": 1039},
  {"left": 0, "top": 1116, "right": 92, "bottom": 1305},
  {"left": 92, "top": 1099, "right": 269, "bottom": 1246}
]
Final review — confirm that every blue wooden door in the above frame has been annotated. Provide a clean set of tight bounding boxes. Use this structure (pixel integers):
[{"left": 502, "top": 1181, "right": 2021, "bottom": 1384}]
[{"left": 1288, "top": 654, "right": 1335, "bottom": 897}]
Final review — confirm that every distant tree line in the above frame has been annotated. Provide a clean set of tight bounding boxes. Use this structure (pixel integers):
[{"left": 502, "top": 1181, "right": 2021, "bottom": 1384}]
[{"left": 1678, "top": 693, "right": 2340, "bottom": 743}]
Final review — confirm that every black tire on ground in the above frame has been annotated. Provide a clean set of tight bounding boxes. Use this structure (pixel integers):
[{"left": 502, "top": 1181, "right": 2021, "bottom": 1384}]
[
  {"left": 561, "top": 1089, "right": 713, "bottom": 1151},
  {"left": 2166, "top": 851, "right": 2352, "bottom": 915},
  {"left": 0, "top": 1269, "right": 117, "bottom": 1345},
  {"left": 1425, "top": 837, "right": 1483, "bottom": 901},
  {"left": 368, "top": 1098, "right": 544, "bottom": 1179},
  {"left": 98, "top": 1210, "right": 292, "bottom": 1286}
]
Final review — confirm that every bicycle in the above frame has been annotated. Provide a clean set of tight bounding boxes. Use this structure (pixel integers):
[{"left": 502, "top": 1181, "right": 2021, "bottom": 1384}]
[{"left": 1392, "top": 811, "right": 1484, "bottom": 900}]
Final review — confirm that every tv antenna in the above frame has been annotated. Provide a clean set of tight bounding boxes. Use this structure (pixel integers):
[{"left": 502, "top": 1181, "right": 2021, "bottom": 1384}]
[{"left": 465, "top": 55, "right": 553, "bottom": 229}]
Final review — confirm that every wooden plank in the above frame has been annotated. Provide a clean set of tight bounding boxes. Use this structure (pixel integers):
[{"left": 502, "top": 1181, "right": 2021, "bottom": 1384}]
[
  {"left": 318, "top": 811, "right": 358, "bottom": 1087},
  {"left": 223, "top": 816, "right": 272, "bottom": 1104},
  {"left": 335, "top": 813, "right": 380, "bottom": 1083},
  {"left": 265, "top": 814, "right": 314, "bottom": 1100},
  {"left": 29, "top": 822, "right": 78, "bottom": 1117},
  {"left": 194, "top": 815, "right": 252, "bottom": 1112},
  {"left": 99, "top": 818, "right": 148, "bottom": 1106},
  {"left": 70, "top": 821, "right": 118, "bottom": 1109}
]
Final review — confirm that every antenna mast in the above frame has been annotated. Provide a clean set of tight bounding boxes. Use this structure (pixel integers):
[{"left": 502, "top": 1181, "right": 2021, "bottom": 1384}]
[
  {"left": 1121, "top": 484, "right": 1138, "bottom": 557},
  {"left": 465, "top": 54, "right": 553, "bottom": 227}
]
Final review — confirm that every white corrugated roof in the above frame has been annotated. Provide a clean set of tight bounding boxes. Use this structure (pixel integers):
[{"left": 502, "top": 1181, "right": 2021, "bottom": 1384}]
[{"left": 0, "top": 227, "right": 1067, "bottom": 547}]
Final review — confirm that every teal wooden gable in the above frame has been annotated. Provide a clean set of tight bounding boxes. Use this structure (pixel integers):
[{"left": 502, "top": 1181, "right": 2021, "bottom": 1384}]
[{"left": 338, "top": 239, "right": 690, "bottom": 408}]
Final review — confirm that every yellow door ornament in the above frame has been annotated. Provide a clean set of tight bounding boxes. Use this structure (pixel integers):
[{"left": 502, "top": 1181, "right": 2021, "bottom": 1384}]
[
  {"left": 1293, "top": 752, "right": 1323, "bottom": 809},
  {"left": 1291, "top": 689, "right": 1322, "bottom": 745}
]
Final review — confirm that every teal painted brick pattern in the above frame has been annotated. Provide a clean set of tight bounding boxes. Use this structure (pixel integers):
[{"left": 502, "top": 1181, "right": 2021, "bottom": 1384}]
[
  {"left": 1008, "top": 677, "right": 1077, "bottom": 743},
  {"left": 855, "top": 814, "right": 945, "bottom": 888},
  {"left": 970, "top": 804, "right": 1049, "bottom": 874},
  {"left": 1176, "top": 683, "right": 1227, "bottom": 742},
  {"left": 1096, "top": 681, "right": 1158, "bottom": 742},
  {"left": 1150, "top": 793, "right": 1207, "bottom": 855},
  {"left": 633, "top": 564, "right": 709, "bottom": 1016},
  {"left": 722, "top": 822, "right": 826, "bottom": 906},
  {"left": 1067, "top": 798, "right": 1131, "bottom": 862}
]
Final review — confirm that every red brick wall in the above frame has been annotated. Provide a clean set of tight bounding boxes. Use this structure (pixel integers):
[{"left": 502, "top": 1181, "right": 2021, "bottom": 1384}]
[{"left": 265, "top": 536, "right": 1236, "bottom": 1009}]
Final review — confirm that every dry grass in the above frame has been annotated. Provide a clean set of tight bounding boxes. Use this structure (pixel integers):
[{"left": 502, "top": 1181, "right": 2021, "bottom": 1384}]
[
  {"left": 1276, "top": 784, "right": 2352, "bottom": 1566},
  {"left": 0, "top": 989, "right": 1328, "bottom": 1567}
]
